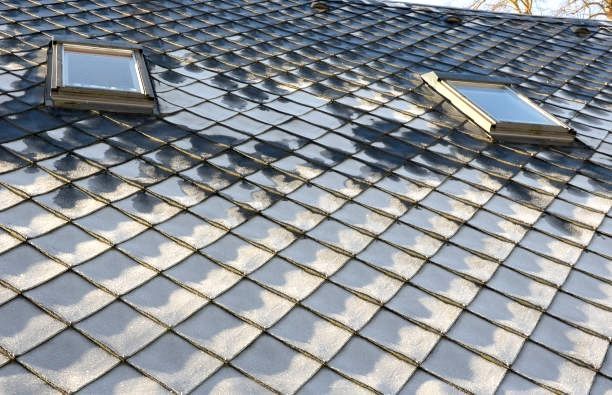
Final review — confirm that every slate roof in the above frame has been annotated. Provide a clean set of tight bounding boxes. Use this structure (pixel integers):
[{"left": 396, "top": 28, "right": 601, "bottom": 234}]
[{"left": 0, "top": 0, "right": 611, "bottom": 393}]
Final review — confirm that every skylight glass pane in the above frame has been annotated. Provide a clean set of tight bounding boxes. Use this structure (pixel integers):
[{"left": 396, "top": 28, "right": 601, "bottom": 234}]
[
  {"left": 449, "top": 81, "right": 555, "bottom": 125},
  {"left": 63, "top": 47, "right": 142, "bottom": 93}
]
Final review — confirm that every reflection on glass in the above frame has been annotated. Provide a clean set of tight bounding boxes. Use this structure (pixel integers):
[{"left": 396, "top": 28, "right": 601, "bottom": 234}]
[
  {"left": 449, "top": 81, "right": 555, "bottom": 125},
  {"left": 63, "top": 47, "right": 142, "bottom": 93}
]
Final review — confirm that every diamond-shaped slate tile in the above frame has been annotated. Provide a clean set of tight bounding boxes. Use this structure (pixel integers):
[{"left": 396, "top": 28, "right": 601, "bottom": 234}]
[
  {"left": 329, "top": 336, "right": 416, "bottom": 394},
  {"left": 76, "top": 301, "right": 165, "bottom": 358},
  {"left": 123, "top": 276, "right": 206, "bottom": 326},
  {"left": 192, "top": 366, "right": 272, "bottom": 394},
  {"left": 422, "top": 339, "right": 507, "bottom": 394},
  {"left": 75, "top": 207, "right": 147, "bottom": 244},
  {"left": 78, "top": 364, "right": 168, "bottom": 395},
  {"left": 232, "top": 334, "right": 320, "bottom": 394},
  {"left": 0, "top": 297, "right": 66, "bottom": 356},
  {"left": 299, "top": 368, "right": 374, "bottom": 395},
  {"left": 29, "top": 224, "right": 110, "bottom": 266},
  {"left": 19, "top": 329, "right": 118, "bottom": 393},
  {"left": 129, "top": 333, "right": 222, "bottom": 393},
  {"left": 0, "top": 201, "right": 65, "bottom": 238},
  {"left": 176, "top": 303, "right": 261, "bottom": 360},
  {"left": 118, "top": 229, "right": 192, "bottom": 270},
  {"left": 216, "top": 280, "right": 294, "bottom": 328},
  {"left": 0, "top": 244, "right": 66, "bottom": 291},
  {"left": 74, "top": 249, "right": 156, "bottom": 295},
  {"left": 25, "top": 271, "right": 115, "bottom": 323}
]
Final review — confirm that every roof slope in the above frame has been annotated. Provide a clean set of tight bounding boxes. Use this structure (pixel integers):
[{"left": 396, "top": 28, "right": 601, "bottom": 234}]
[{"left": 0, "top": 0, "right": 610, "bottom": 393}]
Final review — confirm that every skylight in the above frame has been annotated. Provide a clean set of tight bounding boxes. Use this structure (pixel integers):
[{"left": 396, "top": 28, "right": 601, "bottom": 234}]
[
  {"left": 62, "top": 45, "right": 142, "bottom": 92},
  {"left": 422, "top": 72, "right": 573, "bottom": 145},
  {"left": 46, "top": 39, "right": 155, "bottom": 113}
]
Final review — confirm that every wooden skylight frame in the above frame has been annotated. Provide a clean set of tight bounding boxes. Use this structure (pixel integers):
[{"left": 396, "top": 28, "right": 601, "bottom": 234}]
[
  {"left": 45, "top": 38, "right": 156, "bottom": 114},
  {"left": 422, "top": 71, "right": 574, "bottom": 145}
]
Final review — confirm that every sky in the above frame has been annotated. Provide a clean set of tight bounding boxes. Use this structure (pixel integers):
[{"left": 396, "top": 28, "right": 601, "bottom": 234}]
[
  {"left": 380, "top": 0, "right": 593, "bottom": 18},
  {"left": 389, "top": 0, "right": 468, "bottom": 5}
]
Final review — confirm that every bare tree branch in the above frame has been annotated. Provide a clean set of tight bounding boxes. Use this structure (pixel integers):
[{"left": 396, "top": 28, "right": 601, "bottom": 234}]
[{"left": 470, "top": 0, "right": 610, "bottom": 19}]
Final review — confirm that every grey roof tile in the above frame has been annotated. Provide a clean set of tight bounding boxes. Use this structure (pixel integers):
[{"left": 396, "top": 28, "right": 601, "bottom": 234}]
[
  {"left": 495, "top": 371, "right": 554, "bottom": 395},
  {"left": 0, "top": 201, "right": 66, "bottom": 238},
  {"left": 272, "top": 306, "right": 352, "bottom": 361},
  {"left": 0, "top": 230, "right": 20, "bottom": 254},
  {"left": 128, "top": 333, "right": 222, "bottom": 393},
  {"left": 29, "top": 224, "right": 110, "bottom": 266},
  {"left": 0, "top": 363, "right": 60, "bottom": 395},
  {"left": 75, "top": 301, "right": 165, "bottom": 358},
  {"left": 279, "top": 237, "right": 350, "bottom": 277},
  {"left": 512, "top": 341, "right": 596, "bottom": 394},
  {"left": 74, "top": 249, "right": 156, "bottom": 296},
  {"left": 329, "top": 336, "right": 415, "bottom": 393},
  {"left": 74, "top": 206, "right": 147, "bottom": 245},
  {"left": 360, "top": 309, "right": 439, "bottom": 364},
  {"left": 0, "top": 244, "right": 66, "bottom": 291},
  {"left": 298, "top": 367, "right": 374, "bottom": 395},
  {"left": 117, "top": 229, "right": 192, "bottom": 270},
  {"left": 0, "top": 297, "right": 65, "bottom": 356},
  {"left": 25, "top": 271, "right": 115, "bottom": 324},
  {"left": 147, "top": 176, "right": 209, "bottom": 207},
  {"left": 331, "top": 259, "right": 402, "bottom": 303},
  {"left": 233, "top": 216, "right": 296, "bottom": 251},
  {"left": 18, "top": 329, "right": 118, "bottom": 393},
  {"left": 202, "top": 233, "right": 273, "bottom": 274},
  {"left": 123, "top": 276, "right": 206, "bottom": 326},
  {"left": 548, "top": 292, "right": 612, "bottom": 338},
  {"left": 249, "top": 257, "right": 323, "bottom": 301},
  {"left": 113, "top": 192, "right": 181, "bottom": 225},
  {"left": 503, "top": 247, "right": 570, "bottom": 286},
  {"left": 357, "top": 240, "right": 424, "bottom": 280},
  {"left": 422, "top": 338, "right": 507, "bottom": 393},
  {"left": 531, "top": 314, "right": 608, "bottom": 369},
  {"left": 411, "top": 263, "right": 480, "bottom": 306},
  {"left": 388, "top": 283, "right": 462, "bottom": 333},
  {"left": 78, "top": 364, "right": 169, "bottom": 395},
  {"left": 399, "top": 369, "right": 465, "bottom": 394},
  {"left": 591, "top": 375, "right": 612, "bottom": 395},
  {"left": 215, "top": 279, "right": 294, "bottom": 328},
  {"left": 33, "top": 185, "right": 104, "bottom": 220},
  {"left": 431, "top": 244, "right": 498, "bottom": 282},
  {"left": 176, "top": 303, "right": 261, "bottom": 360},
  {"left": 562, "top": 269, "right": 612, "bottom": 309},
  {"left": 74, "top": 172, "right": 140, "bottom": 203},
  {"left": 380, "top": 222, "right": 443, "bottom": 258},
  {"left": 165, "top": 254, "right": 240, "bottom": 299},
  {"left": 308, "top": 219, "right": 373, "bottom": 255},
  {"left": 192, "top": 366, "right": 272, "bottom": 394},
  {"left": 303, "top": 282, "right": 379, "bottom": 330},
  {"left": 447, "top": 311, "right": 524, "bottom": 365},
  {"left": 468, "top": 288, "right": 542, "bottom": 336},
  {"left": 232, "top": 334, "right": 320, "bottom": 394},
  {"left": 0, "top": 286, "right": 16, "bottom": 306},
  {"left": 155, "top": 212, "right": 226, "bottom": 249}
]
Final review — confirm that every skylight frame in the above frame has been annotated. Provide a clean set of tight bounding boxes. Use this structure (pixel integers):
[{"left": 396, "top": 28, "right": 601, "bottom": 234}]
[
  {"left": 46, "top": 38, "right": 156, "bottom": 114},
  {"left": 422, "top": 71, "right": 574, "bottom": 145}
]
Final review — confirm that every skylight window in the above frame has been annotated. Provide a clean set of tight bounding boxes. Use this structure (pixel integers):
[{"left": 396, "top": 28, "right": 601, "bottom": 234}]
[
  {"left": 46, "top": 39, "right": 155, "bottom": 113},
  {"left": 422, "top": 72, "right": 573, "bottom": 145}
]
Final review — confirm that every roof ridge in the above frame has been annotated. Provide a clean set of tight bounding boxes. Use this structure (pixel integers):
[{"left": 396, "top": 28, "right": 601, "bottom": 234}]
[{"left": 329, "top": 0, "right": 612, "bottom": 27}]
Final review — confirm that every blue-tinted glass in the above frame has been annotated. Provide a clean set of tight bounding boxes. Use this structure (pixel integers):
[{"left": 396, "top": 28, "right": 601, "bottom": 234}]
[
  {"left": 450, "top": 81, "right": 555, "bottom": 125},
  {"left": 63, "top": 48, "right": 141, "bottom": 93}
]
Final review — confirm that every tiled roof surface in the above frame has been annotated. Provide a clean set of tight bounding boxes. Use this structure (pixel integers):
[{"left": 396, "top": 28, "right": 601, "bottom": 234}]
[{"left": 0, "top": 0, "right": 611, "bottom": 393}]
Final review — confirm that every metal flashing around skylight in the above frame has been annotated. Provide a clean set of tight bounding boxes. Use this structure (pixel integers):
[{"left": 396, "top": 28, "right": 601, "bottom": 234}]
[
  {"left": 45, "top": 38, "right": 156, "bottom": 114},
  {"left": 422, "top": 71, "right": 574, "bottom": 146}
]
